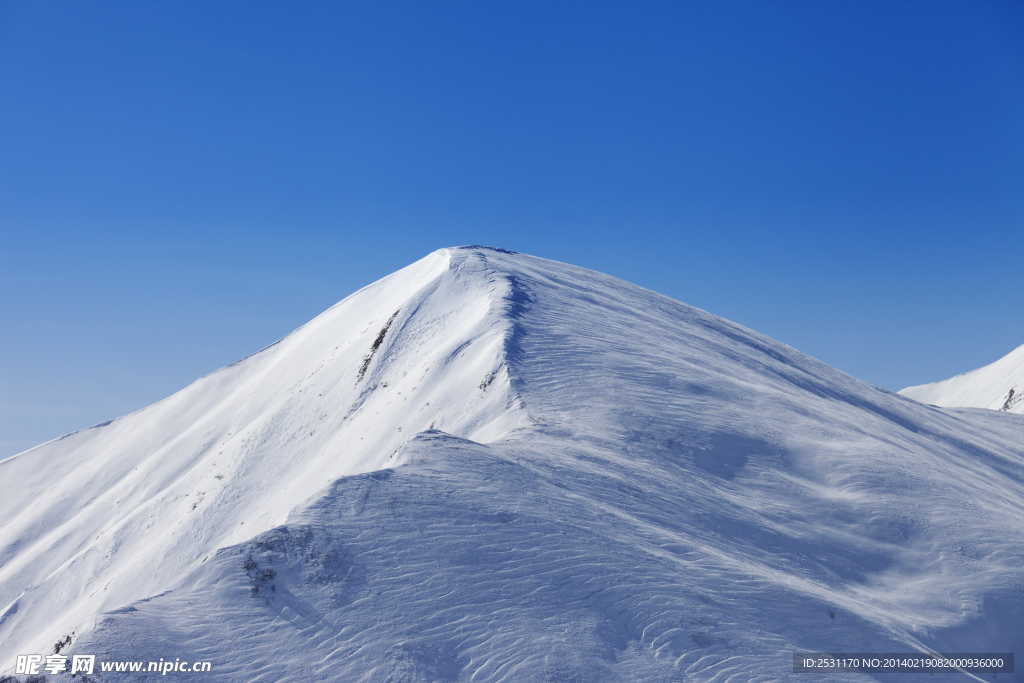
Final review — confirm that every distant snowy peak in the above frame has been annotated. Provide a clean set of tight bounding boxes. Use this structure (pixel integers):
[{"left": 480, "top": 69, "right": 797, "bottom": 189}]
[{"left": 899, "top": 343, "right": 1024, "bottom": 414}]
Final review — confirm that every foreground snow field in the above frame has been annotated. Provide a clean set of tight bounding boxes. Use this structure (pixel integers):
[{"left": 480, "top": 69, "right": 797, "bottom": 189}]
[
  {"left": 901, "top": 344, "right": 1024, "bottom": 415},
  {"left": 1, "top": 246, "right": 1021, "bottom": 682}
]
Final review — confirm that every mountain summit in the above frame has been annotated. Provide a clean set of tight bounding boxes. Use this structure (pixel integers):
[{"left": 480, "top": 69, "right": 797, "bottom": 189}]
[{"left": 2, "top": 246, "right": 1022, "bottom": 681}]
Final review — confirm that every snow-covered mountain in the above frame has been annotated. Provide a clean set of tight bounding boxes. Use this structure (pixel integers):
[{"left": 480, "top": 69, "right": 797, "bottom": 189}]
[
  {"left": 2, "top": 246, "right": 1022, "bottom": 682},
  {"left": 900, "top": 344, "right": 1024, "bottom": 414}
]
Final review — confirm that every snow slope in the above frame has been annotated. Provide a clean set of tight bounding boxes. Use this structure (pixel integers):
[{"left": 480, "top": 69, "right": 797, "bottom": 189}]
[
  {"left": 1, "top": 246, "right": 1022, "bottom": 682},
  {"left": 900, "top": 344, "right": 1024, "bottom": 414}
]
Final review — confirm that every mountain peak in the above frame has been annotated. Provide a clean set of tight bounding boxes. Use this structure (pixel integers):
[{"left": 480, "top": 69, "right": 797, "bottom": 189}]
[{"left": 2, "top": 250, "right": 1022, "bottom": 681}]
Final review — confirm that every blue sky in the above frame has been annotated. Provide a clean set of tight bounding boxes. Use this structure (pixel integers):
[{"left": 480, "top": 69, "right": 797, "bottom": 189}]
[{"left": 1, "top": 0, "right": 1022, "bottom": 457}]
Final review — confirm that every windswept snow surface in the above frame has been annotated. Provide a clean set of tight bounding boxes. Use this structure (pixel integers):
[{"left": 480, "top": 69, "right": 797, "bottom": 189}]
[
  {"left": 1, "top": 247, "right": 1022, "bottom": 682},
  {"left": 900, "top": 343, "right": 1024, "bottom": 414}
]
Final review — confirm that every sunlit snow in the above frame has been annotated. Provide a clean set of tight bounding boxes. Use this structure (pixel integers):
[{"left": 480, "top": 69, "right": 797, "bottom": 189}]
[{"left": 901, "top": 344, "right": 1024, "bottom": 415}]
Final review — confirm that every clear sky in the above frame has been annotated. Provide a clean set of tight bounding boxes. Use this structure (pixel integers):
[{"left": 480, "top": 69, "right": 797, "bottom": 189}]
[{"left": 1, "top": 0, "right": 1022, "bottom": 457}]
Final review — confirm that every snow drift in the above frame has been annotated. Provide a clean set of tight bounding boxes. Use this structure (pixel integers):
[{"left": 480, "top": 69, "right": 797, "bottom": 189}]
[
  {"left": 900, "top": 343, "right": 1024, "bottom": 414},
  {"left": 1, "top": 246, "right": 1022, "bottom": 682}
]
